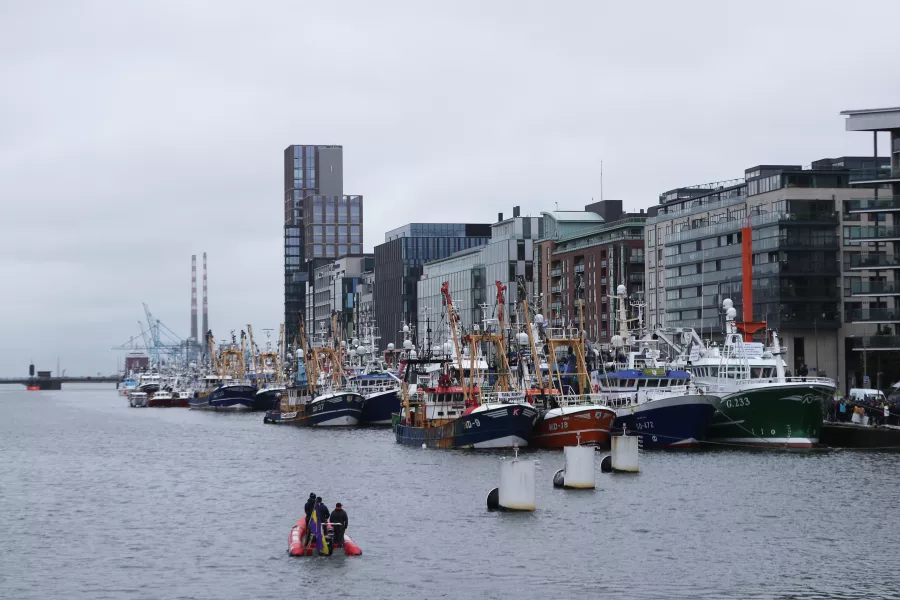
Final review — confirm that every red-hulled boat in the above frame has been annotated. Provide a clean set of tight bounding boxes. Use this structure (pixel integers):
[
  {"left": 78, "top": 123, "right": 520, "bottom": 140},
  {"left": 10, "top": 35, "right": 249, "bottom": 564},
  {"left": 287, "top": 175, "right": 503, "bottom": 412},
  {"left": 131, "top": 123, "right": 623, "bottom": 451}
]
[
  {"left": 532, "top": 401, "right": 616, "bottom": 448},
  {"left": 288, "top": 517, "right": 362, "bottom": 557}
]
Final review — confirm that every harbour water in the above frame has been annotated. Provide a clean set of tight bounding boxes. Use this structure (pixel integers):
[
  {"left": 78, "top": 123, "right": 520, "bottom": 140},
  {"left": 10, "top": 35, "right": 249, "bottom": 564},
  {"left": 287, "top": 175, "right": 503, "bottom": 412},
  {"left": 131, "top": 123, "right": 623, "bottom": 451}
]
[{"left": 2, "top": 386, "right": 899, "bottom": 600}]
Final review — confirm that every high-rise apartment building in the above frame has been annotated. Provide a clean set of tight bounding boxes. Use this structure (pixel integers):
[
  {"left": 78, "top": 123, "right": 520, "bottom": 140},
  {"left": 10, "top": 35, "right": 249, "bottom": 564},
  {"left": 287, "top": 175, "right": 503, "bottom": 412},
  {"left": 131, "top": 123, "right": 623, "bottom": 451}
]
[
  {"left": 283, "top": 145, "right": 363, "bottom": 340},
  {"left": 839, "top": 107, "right": 900, "bottom": 390},
  {"left": 374, "top": 223, "right": 491, "bottom": 350}
]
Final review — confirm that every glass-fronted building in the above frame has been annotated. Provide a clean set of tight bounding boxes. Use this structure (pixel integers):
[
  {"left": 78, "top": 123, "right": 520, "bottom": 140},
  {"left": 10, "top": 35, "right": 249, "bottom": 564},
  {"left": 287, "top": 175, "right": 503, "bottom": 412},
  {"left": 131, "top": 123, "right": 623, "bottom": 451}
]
[
  {"left": 283, "top": 145, "right": 364, "bottom": 341},
  {"left": 646, "top": 159, "right": 879, "bottom": 381},
  {"left": 374, "top": 223, "right": 491, "bottom": 350},
  {"left": 416, "top": 210, "right": 541, "bottom": 348}
]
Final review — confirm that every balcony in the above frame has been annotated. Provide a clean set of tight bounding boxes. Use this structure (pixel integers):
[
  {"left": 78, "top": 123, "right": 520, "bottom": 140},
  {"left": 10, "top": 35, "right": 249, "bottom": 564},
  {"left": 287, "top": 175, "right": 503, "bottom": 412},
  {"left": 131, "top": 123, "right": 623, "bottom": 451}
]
[
  {"left": 628, "top": 273, "right": 644, "bottom": 283},
  {"left": 551, "top": 269, "right": 562, "bottom": 277},
  {"left": 574, "top": 264, "right": 585, "bottom": 273},
  {"left": 849, "top": 280, "right": 900, "bottom": 296},
  {"left": 630, "top": 254, "right": 645, "bottom": 263},
  {"left": 601, "top": 260, "right": 607, "bottom": 268},
  {"left": 550, "top": 285, "right": 561, "bottom": 294},
  {"left": 849, "top": 308, "right": 900, "bottom": 323},
  {"left": 845, "top": 196, "right": 900, "bottom": 213},
  {"left": 849, "top": 336, "right": 900, "bottom": 351},
  {"left": 847, "top": 254, "right": 900, "bottom": 270},
  {"left": 844, "top": 226, "right": 900, "bottom": 243},
  {"left": 849, "top": 166, "right": 900, "bottom": 185}
]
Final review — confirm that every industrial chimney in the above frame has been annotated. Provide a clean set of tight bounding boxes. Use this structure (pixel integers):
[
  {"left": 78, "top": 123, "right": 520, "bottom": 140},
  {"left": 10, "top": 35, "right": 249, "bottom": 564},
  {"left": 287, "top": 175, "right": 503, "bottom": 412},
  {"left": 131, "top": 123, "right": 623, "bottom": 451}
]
[
  {"left": 191, "top": 255, "right": 198, "bottom": 341},
  {"left": 202, "top": 252, "right": 208, "bottom": 337}
]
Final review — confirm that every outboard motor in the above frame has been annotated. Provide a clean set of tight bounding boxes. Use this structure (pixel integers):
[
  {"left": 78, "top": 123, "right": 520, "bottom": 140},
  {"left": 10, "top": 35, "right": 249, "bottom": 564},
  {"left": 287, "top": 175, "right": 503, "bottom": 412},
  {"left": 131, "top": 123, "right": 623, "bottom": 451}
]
[{"left": 323, "top": 523, "right": 336, "bottom": 548}]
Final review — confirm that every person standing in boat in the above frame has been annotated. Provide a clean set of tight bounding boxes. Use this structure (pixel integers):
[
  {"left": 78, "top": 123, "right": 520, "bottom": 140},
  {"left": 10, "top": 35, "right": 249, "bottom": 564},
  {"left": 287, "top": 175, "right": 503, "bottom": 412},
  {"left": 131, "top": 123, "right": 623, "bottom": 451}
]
[{"left": 330, "top": 503, "right": 348, "bottom": 548}]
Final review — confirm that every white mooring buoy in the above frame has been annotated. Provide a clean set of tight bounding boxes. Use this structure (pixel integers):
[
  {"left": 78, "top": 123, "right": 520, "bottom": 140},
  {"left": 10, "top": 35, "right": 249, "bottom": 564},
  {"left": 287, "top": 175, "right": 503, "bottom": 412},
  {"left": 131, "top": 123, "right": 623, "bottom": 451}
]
[
  {"left": 495, "top": 446, "right": 536, "bottom": 511},
  {"left": 611, "top": 429, "right": 639, "bottom": 473},
  {"left": 562, "top": 444, "right": 596, "bottom": 488}
]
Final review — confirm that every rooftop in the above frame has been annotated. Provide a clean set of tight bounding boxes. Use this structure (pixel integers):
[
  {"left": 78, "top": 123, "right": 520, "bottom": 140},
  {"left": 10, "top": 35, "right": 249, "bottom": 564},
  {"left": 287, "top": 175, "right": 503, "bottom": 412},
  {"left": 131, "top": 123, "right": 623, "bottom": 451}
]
[
  {"left": 543, "top": 211, "right": 605, "bottom": 223},
  {"left": 840, "top": 106, "right": 900, "bottom": 132}
]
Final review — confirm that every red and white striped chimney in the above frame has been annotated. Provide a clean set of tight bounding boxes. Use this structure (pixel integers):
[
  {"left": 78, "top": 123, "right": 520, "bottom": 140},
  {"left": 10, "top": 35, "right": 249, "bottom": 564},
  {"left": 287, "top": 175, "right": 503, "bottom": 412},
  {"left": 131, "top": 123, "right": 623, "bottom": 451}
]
[
  {"left": 202, "top": 252, "right": 209, "bottom": 336},
  {"left": 191, "top": 255, "right": 198, "bottom": 340}
]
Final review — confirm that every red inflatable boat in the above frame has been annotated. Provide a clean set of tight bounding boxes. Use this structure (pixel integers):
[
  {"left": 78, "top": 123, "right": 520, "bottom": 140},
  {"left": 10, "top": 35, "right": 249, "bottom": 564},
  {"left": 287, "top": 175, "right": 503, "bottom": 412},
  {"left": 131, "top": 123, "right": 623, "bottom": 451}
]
[{"left": 288, "top": 518, "right": 362, "bottom": 557}]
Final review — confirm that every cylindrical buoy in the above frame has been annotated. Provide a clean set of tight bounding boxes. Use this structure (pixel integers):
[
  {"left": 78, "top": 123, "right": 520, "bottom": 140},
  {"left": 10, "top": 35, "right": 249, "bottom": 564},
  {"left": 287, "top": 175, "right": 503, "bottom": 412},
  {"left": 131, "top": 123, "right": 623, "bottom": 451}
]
[
  {"left": 563, "top": 445, "right": 595, "bottom": 488},
  {"left": 600, "top": 454, "right": 612, "bottom": 473},
  {"left": 611, "top": 434, "right": 639, "bottom": 473},
  {"left": 552, "top": 469, "right": 565, "bottom": 488},
  {"left": 498, "top": 452, "right": 536, "bottom": 511}
]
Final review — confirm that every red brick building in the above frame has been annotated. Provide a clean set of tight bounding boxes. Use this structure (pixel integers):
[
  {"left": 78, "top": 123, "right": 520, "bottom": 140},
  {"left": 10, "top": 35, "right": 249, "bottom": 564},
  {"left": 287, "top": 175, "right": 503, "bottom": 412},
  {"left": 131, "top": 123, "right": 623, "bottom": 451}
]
[{"left": 535, "top": 201, "right": 646, "bottom": 343}]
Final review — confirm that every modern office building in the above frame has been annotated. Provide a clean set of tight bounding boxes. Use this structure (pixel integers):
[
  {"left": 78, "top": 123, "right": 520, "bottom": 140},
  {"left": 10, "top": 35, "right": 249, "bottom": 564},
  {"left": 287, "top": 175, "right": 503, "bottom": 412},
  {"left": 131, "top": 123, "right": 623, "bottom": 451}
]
[
  {"left": 283, "top": 144, "right": 364, "bottom": 341},
  {"left": 374, "top": 222, "right": 491, "bottom": 350},
  {"left": 416, "top": 208, "right": 540, "bottom": 347},
  {"left": 535, "top": 200, "right": 647, "bottom": 342},
  {"left": 645, "top": 159, "right": 881, "bottom": 382},
  {"left": 307, "top": 254, "right": 375, "bottom": 343},
  {"left": 839, "top": 106, "right": 900, "bottom": 390}
]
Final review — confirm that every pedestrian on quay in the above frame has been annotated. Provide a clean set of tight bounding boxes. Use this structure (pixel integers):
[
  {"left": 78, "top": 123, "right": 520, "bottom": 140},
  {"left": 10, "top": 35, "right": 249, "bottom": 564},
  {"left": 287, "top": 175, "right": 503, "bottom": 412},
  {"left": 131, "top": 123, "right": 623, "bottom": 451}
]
[
  {"left": 798, "top": 364, "right": 809, "bottom": 382},
  {"left": 839, "top": 399, "right": 847, "bottom": 422}
]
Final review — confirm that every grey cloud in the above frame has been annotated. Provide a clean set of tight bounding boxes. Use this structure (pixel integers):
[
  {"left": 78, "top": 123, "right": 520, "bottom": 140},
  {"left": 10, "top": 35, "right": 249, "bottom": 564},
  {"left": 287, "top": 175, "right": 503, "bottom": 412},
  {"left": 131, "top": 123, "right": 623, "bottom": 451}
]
[{"left": 1, "top": 0, "right": 898, "bottom": 375}]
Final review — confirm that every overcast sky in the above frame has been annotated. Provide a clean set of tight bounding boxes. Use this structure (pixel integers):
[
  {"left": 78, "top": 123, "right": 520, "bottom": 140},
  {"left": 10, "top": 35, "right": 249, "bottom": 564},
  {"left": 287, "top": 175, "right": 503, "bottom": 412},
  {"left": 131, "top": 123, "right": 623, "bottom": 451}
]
[{"left": 1, "top": 0, "right": 898, "bottom": 376}]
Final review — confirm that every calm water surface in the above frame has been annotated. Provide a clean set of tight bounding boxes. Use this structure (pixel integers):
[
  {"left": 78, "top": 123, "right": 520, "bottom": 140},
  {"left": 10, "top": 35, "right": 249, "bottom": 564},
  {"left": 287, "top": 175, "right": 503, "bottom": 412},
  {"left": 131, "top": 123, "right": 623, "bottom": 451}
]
[{"left": 2, "top": 386, "right": 899, "bottom": 600}]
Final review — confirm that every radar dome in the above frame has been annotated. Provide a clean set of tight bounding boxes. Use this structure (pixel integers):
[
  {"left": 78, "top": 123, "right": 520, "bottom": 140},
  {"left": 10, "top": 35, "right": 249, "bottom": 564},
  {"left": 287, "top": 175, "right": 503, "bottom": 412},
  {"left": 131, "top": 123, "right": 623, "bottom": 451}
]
[
  {"left": 723, "top": 298, "right": 734, "bottom": 310},
  {"left": 402, "top": 324, "right": 410, "bottom": 333},
  {"left": 352, "top": 338, "right": 359, "bottom": 347},
  {"left": 340, "top": 340, "right": 347, "bottom": 348},
  {"left": 409, "top": 350, "right": 418, "bottom": 359},
  {"left": 386, "top": 343, "right": 395, "bottom": 351},
  {"left": 517, "top": 332, "right": 529, "bottom": 346},
  {"left": 534, "top": 314, "right": 544, "bottom": 325},
  {"left": 726, "top": 307, "right": 737, "bottom": 319},
  {"left": 403, "top": 339, "right": 413, "bottom": 350},
  {"left": 611, "top": 334, "right": 624, "bottom": 348},
  {"left": 296, "top": 349, "right": 304, "bottom": 359}
]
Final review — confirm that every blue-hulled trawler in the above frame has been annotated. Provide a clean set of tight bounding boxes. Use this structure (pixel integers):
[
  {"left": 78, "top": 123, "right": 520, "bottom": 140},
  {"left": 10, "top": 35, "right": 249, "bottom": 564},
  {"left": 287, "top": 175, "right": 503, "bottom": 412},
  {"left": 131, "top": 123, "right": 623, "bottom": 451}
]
[
  {"left": 596, "top": 287, "right": 717, "bottom": 448},
  {"left": 190, "top": 331, "right": 257, "bottom": 411},
  {"left": 393, "top": 282, "right": 538, "bottom": 449}
]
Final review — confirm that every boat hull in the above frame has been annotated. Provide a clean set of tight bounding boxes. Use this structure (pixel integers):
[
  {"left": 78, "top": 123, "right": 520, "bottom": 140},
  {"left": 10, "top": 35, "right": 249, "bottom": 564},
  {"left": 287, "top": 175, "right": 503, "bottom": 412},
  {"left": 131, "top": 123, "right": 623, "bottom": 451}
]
[
  {"left": 707, "top": 384, "right": 833, "bottom": 448},
  {"left": 308, "top": 392, "right": 364, "bottom": 426},
  {"left": 254, "top": 388, "right": 284, "bottom": 412},
  {"left": 265, "top": 392, "right": 365, "bottom": 426},
  {"left": 359, "top": 389, "right": 401, "bottom": 425},
  {"left": 613, "top": 394, "right": 717, "bottom": 449},
  {"left": 532, "top": 405, "right": 616, "bottom": 449},
  {"left": 395, "top": 404, "right": 539, "bottom": 449},
  {"left": 190, "top": 385, "right": 257, "bottom": 411}
]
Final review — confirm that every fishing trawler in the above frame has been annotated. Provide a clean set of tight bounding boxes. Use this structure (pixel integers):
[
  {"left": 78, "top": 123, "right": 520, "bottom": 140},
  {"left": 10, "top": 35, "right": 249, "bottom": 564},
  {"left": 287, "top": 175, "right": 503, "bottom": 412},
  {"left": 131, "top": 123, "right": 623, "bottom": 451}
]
[
  {"left": 264, "top": 322, "right": 364, "bottom": 426},
  {"left": 688, "top": 299, "right": 835, "bottom": 448},
  {"left": 594, "top": 286, "right": 717, "bottom": 449},
  {"left": 393, "top": 282, "right": 539, "bottom": 449},
  {"left": 249, "top": 325, "right": 286, "bottom": 411},
  {"left": 518, "top": 291, "right": 616, "bottom": 449},
  {"left": 190, "top": 331, "right": 257, "bottom": 411}
]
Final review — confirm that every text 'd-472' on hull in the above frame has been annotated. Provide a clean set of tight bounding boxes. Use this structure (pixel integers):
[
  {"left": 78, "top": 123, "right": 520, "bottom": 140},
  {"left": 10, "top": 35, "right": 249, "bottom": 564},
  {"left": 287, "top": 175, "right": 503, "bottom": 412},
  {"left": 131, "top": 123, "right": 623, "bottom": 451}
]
[
  {"left": 395, "top": 403, "right": 539, "bottom": 449},
  {"left": 613, "top": 394, "right": 717, "bottom": 449},
  {"left": 532, "top": 405, "right": 616, "bottom": 449}
]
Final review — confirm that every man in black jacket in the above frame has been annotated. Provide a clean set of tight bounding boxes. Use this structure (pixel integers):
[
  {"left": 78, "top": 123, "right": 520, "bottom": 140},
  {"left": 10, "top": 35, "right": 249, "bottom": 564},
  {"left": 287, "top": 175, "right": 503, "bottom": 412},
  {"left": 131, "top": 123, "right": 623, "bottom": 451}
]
[
  {"left": 330, "top": 503, "right": 348, "bottom": 547},
  {"left": 302, "top": 493, "right": 316, "bottom": 545}
]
